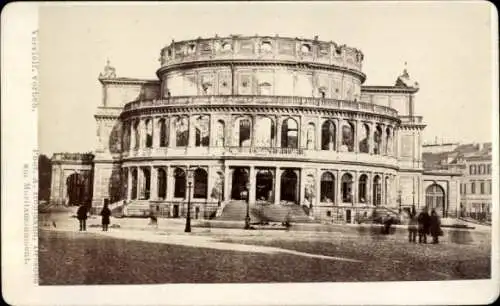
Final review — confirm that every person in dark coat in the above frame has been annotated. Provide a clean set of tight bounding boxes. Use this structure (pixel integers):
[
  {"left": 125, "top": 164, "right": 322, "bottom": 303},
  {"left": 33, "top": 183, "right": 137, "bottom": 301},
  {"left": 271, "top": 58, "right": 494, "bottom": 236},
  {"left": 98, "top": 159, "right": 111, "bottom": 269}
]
[
  {"left": 429, "top": 209, "right": 442, "bottom": 244},
  {"left": 76, "top": 204, "right": 88, "bottom": 231},
  {"left": 407, "top": 211, "right": 418, "bottom": 243},
  {"left": 100, "top": 203, "right": 111, "bottom": 231},
  {"left": 417, "top": 208, "right": 431, "bottom": 243}
]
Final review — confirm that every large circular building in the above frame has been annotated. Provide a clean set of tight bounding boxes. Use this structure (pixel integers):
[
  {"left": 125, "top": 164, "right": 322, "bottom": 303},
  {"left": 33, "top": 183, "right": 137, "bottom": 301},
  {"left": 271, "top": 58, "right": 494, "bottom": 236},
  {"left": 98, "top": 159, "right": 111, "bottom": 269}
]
[{"left": 49, "top": 35, "right": 462, "bottom": 222}]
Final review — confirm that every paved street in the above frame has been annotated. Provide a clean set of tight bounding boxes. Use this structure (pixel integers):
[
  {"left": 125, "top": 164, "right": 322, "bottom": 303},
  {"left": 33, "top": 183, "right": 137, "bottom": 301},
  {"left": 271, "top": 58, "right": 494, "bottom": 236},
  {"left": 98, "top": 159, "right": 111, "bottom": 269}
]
[{"left": 38, "top": 217, "right": 491, "bottom": 285}]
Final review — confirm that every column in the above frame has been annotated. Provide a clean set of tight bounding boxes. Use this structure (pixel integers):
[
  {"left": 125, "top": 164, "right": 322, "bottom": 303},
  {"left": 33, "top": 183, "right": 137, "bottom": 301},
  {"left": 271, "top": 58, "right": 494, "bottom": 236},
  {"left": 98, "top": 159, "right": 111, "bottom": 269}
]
[
  {"left": 130, "top": 121, "right": 136, "bottom": 150},
  {"left": 207, "top": 166, "right": 214, "bottom": 201},
  {"left": 251, "top": 115, "right": 256, "bottom": 148},
  {"left": 336, "top": 170, "right": 342, "bottom": 204},
  {"left": 169, "top": 116, "right": 176, "bottom": 148},
  {"left": 336, "top": 118, "right": 342, "bottom": 151},
  {"left": 352, "top": 171, "right": 358, "bottom": 206},
  {"left": 369, "top": 122, "right": 375, "bottom": 154},
  {"left": 315, "top": 168, "right": 321, "bottom": 207},
  {"left": 381, "top": 173, "right": 386, "bottom": 206},
  {"left": 354, "top": 119, "right": 360, "bottom": 153},
  {"left": 380, "top": 123, "right": 386, "bottom": 155},
  {"left": 188, "top": 116, "right": 195, "bottom": 147},
  {"left": 276, "top": 116, "right": 282, "bottom": 147},
  {"left": 299, "top": 168, "right": 306, "bottom": 205},
  {"left": 249, "top": 166, "right": 256, "bottom": 204},
  {"left": 152, "top": 117, "right": 160, "bottom": 148},
  {"left": 150, "top": 166, "right": 158, "bottom": 200},
  {"left": 138, "top": 167, "right": 144, "bottom": 199},
  {"left": 316, "top": 116, "right": 322, "bottom": 150},
  {"left": 141, "top": 119, "right": 148, "bottom": 149},
  {"left": 224, "top": 166, "right": 230, "bottom": 201},
  {"left": 166, "top": 166, "right": 174, "bottom": 201},
  {"left": 127, "top": 167, "right": 133, "bottom": 200},
  {"left": 366, "top": 172, "right": 372, "bottom": 205},
  {"left": 209, "top": 114, "right": 215, "bottom": 147},
  {"left": 274, "top": 167, "right": 281, "bottom": 204}
]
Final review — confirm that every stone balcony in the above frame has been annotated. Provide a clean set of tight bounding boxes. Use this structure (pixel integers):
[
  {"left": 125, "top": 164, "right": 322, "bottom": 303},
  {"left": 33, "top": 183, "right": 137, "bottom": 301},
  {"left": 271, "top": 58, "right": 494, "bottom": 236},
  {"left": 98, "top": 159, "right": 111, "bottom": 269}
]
[
  {"left": 123, "top": 95, "right": 399, "bottom": 118},
  {"left": 122, "top": 146, "right": 399, "bottom": 168}
]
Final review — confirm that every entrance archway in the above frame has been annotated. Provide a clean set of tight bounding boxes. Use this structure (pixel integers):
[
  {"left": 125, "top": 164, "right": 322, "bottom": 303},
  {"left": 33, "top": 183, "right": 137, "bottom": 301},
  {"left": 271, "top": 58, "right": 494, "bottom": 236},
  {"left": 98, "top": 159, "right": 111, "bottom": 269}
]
[
  {"left": 66, "top": 173, "right": 85, "bottom": 206},
  {"left": 280, "top": 169, "right": 297, "bottom": 203},
  {"left": 231, "top": 168, "right": 249, "bottom": 200},
  {"left": 256, "top": 169, "right": 273, "bottom": 202},
  {"left": 320, "top": 172, "right": 335, "bottom": 203},
  {"left": 426, "top": 184, "right": 445, "bottom": 216}
]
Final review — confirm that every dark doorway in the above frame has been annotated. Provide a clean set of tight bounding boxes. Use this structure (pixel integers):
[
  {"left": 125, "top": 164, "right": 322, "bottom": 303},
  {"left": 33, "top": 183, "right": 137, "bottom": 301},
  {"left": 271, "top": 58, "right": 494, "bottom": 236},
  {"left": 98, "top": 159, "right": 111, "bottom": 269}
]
[
  {"left": 280, "top": 170, "right": 297, "bottom": 203},
  {"left": 256, "top": 169, "right": 273, "bottom": 202},
  {"left": 173, "top": 205, "right": 179, "bottom": 218},
  {"left": 231, "top": 168, "right": 249, "bottom": 200},
  {"left": 66, "top": 173, "right": 86, "bottom": 206}
]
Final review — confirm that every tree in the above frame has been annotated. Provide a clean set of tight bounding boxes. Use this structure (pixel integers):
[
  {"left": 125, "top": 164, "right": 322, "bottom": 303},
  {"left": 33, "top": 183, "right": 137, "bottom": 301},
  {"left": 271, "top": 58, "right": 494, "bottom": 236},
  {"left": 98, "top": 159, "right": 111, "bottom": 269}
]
[{"left": 38, "top": 154, "right": 52, "bottom": 202}]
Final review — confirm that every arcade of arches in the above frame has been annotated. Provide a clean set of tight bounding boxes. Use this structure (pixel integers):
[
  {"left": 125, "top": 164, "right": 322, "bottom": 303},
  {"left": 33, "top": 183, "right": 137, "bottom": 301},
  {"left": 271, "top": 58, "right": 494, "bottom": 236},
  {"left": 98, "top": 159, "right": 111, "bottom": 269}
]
[
  {"left": 121, "top": 164, "right": 396, "bottom": 207},
  {"left": 122, "top": 114, "right": 396, "bottom": 156}
]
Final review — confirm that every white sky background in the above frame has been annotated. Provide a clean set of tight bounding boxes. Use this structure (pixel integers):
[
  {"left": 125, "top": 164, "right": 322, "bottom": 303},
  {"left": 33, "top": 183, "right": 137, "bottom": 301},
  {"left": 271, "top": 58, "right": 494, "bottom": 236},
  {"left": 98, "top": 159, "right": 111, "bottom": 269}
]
[{"left": 38, "top": 1, "right": 495, "bottom": 156}]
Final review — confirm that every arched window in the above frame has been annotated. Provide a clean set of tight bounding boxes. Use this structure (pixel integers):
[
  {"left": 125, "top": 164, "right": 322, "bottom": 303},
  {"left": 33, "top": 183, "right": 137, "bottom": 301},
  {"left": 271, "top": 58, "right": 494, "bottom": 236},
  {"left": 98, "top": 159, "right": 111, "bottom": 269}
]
[
  {"left": 231, "top": 168, "right": 249, "bottom": 200},
  {"left": 193, "top": 168, "right": 208, "bottom": 199},
  {"left": 175, "top": 116, "right": 189, "bottom": 147},
  {"left": 425, "top": 184, "right": 445, "bottom": 216},
  {"left": 321, "top": 120, "right": 336, "bottom": 150},
  {"left": 358, "top": 174, "right": 368, "bottom": 203},
  {"left": 341, "top": 173, "right": 353, "bottom": 203},
  {"left": 159, "top": 119, "right": 168, "bottom": 147},
  {"left": 471, "top": 181, "right": 476, "bottom": 194},
  {"left": 254, "top": 116, "right": 274, "bottom": 147},
  {"left": 195, "top": 115, "right": 209, "bottom": 147},
  {"left": 374, "top": 125, "right": 383, "bottom": 154},
  {"left": 157, "top": 168, "right": 167, "bottom": 199},
  {"left": 320, "top": 172, "right": 335, "bottom": 203},
  {"left": 306, "top": 123, "right": 315, "bottom": 150},
  {"left": 341, "top": 121, "right": 355, "bottom": 152},
  {"left": 281, "top": 118, "right": 298, "bottom": 148},
  {"left": 301, "top": 44, "right": 311, "bottom": 53},
  {"left": 480, "top": 181, "right": 485, "bottom": 194},
  {"left": 385, "top": 127, "right": 392, "bottom": 155},
  {"left": 261, "top": 41, "right": 273, "bottom": 53},
  {"left": 222, "top": 42, "right": 232, "bottom": 52},
  {"left": 235, "top": 117, "right": 252, "bottom": 147},
  {"left": 174, "top": 168, "right": 186, "bottom": 198},
  {"left": 145, "top": 119, "right": 153, "bottom": 148},
  {"left": 215, "top": 120, "right": 225, "bottom": 147},
  {"left": 359, "top": 124, "right": 370, "bottom": 153},
  {"left": 373, "top": 175, "right": 381, "bottom": 206}
]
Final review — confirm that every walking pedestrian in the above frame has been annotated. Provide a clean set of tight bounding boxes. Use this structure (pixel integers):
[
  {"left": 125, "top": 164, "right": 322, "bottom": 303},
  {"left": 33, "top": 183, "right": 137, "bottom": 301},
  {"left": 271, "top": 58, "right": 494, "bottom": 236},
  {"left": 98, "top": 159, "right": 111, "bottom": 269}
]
[
  {"left": 429, "top": 209, "right": 442, "bottom": 244},
  {"left": 408, "top": 211, "right": 418, "bottom": 243},
  {"left": 417, "top": 207, "right": 430, "bottom": 243},
  {"left": 100, "top": 203, "right": 111, "bottom": 231},
  {"left": 76, "top": 204, "right": 88, "bottom": 231}
]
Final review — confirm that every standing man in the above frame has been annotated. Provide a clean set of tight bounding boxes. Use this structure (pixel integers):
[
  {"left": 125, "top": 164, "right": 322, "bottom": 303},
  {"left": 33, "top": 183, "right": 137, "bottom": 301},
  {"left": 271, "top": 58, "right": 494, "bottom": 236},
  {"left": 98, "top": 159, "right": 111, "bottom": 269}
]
[
  {"left": 407, "top": 210, "right": 418, "bottom": 243},
  {"left": 417, "top": 207, "right": 430, "bottom": 243},
  {"left": 77, "top": 204, "right": 88, "bottom": 231}
]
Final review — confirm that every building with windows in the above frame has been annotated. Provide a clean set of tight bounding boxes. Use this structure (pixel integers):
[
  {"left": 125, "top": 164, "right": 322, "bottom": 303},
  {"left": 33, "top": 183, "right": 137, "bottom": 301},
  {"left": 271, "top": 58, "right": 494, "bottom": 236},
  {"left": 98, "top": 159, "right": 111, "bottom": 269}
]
[
  {"left": 49, "top": 35, "right": 461, "bottom": 222},
  {"left": 423, "top": 142, "right": 492, "bottom": 221}
]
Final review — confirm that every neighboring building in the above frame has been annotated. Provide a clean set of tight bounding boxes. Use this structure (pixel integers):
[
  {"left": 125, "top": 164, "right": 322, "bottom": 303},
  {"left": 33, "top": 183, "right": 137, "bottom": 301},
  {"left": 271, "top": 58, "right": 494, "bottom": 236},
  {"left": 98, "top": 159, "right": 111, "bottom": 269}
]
[
  {"left": 422, "top": 142, "right": 492, "bottom": 221},
  {"left": 49, "top": 34, "right": 461, "bottom": 222}
]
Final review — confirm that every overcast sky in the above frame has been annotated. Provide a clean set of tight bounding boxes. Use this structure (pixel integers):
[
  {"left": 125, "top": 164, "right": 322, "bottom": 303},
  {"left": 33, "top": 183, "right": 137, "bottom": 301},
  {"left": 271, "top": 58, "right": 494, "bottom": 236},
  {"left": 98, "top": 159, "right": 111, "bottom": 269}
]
[{"left": 38, "top": 1, "right": 495, "bottom": 156}]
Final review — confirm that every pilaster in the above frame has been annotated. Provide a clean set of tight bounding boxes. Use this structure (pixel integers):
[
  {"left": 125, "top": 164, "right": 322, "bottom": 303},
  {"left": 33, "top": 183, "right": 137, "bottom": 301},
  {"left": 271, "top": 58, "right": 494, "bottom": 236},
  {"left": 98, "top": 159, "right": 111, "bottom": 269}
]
[
  {"left": 274, "top": 167, "right": 281, "bottom": 204},
  {"left": 249, "top": 166, "right": 256, "bottom": 204},
  {"left": 150, "top": 166, "right": 158, "bottom": 200}
]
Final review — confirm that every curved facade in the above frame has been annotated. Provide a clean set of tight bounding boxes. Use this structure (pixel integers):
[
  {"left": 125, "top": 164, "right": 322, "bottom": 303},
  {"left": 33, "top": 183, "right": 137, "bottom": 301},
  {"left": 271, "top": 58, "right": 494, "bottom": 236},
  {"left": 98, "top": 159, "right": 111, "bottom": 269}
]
[{"left": 50, "top": 35, "right": 461, "bottom": 221}]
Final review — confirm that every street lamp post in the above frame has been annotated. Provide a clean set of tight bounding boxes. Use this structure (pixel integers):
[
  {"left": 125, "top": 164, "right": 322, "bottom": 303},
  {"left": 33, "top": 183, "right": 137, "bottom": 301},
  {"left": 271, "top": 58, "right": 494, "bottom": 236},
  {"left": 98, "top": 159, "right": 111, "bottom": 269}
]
[{"left": 185, "top": 181, "right": 192, "bottom": 233}]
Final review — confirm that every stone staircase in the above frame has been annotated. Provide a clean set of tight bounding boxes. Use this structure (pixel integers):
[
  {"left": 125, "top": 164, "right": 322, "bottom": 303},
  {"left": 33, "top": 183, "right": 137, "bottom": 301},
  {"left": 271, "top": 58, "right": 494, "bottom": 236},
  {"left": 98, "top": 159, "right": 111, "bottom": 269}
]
[{"left": 217, "top": 201, "right": 313, "bottom": 223}]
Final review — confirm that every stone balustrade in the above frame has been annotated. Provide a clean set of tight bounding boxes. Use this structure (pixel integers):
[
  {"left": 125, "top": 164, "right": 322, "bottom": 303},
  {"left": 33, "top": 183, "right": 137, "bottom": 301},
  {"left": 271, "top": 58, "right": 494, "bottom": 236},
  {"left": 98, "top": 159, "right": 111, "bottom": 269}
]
[
  {"left": 123, "top": 146, "right": 398, "bottom": 168},
  {"left": 123, "top": 95, "right": 398, "bottom": 117}
]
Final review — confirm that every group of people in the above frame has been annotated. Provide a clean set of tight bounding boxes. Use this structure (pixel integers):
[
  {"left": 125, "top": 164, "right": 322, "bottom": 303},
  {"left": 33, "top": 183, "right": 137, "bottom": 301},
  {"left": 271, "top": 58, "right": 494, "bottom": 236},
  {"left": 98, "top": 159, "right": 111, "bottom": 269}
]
[
  {"left": 407, "top": 207, "right": 443, "bottom": 244},
  {"left": 76, "top": 203, "right": 111, "bottom": 231}
]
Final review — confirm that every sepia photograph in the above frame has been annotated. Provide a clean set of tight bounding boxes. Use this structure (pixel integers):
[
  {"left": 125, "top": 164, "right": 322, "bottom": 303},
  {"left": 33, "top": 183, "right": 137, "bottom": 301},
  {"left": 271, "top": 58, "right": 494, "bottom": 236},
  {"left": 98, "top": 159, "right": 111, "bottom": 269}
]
[{"left": 2, "top": 1, "right": 499, "bottom": 305}]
